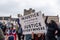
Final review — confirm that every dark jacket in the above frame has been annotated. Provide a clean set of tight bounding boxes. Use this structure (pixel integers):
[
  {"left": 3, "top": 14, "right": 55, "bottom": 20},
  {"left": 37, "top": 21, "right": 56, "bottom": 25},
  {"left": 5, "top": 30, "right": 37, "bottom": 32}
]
[
  {"left": 45, "top": 17, "right": 58, "bottom": 40},
  {"left": 45, "top": 17, "right": 58, "bottom": 36}
]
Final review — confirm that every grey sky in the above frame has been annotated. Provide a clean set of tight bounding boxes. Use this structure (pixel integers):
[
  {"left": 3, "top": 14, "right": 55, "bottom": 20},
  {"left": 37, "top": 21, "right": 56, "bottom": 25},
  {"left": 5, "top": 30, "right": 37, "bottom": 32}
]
[{"left": 0, "top": 0, "right": 60, "bottom": 18}]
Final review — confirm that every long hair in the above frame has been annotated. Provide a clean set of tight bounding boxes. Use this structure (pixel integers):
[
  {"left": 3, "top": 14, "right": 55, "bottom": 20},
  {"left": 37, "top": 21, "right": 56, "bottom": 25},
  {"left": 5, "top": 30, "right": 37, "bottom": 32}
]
[{"left": 50, "top": 20, "right": 58, "bottom": 27}]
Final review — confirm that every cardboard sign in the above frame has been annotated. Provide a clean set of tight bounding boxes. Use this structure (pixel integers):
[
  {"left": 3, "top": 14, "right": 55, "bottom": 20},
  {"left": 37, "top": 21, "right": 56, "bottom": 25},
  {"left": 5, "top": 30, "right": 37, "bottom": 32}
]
[{"left": 20, "top": 11, "right": 46, "bottom": 34}]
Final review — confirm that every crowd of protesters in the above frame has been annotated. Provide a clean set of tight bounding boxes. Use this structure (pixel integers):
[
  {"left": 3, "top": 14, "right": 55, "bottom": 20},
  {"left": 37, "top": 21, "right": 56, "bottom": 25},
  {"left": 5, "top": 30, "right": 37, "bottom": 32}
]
[{"left": 0, "top": 15, "right": 60, "bottom": 40}]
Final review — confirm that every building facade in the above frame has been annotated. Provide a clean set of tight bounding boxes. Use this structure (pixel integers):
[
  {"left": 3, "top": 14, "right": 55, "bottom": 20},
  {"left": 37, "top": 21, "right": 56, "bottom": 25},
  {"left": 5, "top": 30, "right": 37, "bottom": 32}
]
[
  {"left": 43, "top": 14, "right": 59, "bottom": 24},
  {"left": 0, "top": 16, "right": 10, "bottom": 24},
  {"left": 0, "top": 16, "right": 17, "bottom": 24},
  {"left": 24, "top": 8, "right": 35, "bottom": 15}
]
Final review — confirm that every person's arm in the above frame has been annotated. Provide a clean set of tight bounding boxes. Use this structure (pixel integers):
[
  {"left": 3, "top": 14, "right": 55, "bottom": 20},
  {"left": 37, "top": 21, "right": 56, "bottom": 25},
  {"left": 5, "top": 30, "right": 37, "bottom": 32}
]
[
  {"left": 32, "top": 32, "right": 34, "bottom": 40},
  {"left": 55, "top": 24, "right": 59, "bottom": 35},
  {"left": 45, "top": 16, "right": 49, "bottom": 26}
]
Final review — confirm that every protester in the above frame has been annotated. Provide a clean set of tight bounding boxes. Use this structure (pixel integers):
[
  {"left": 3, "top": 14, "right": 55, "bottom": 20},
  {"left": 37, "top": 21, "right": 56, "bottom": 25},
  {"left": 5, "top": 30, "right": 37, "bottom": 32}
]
[
  {"left": 8, "top": 27, "right": 14, "bottom": 40},
  {"left": 42, "top": 33, "right": 46, "bottom": 40},
  {"left": 2, "top": 24, "right": 6, "bottom": 35},
  {"left": 6, "top": 18, "right": 11, "bottom": 28},
  {"left": 16, "top": 14, "right": 23, "bottom": 40},
  {"left": 15, "top": 22, "right": 18, "bottom": 34},
  {"left": 8, "top": 24, "right": 14, "bottom": 40},
  {"left": 12, "top": 26, "right": 17, "bottom": 40},
  {"left": 17, "top": 24, "right": 22, "bottom": 40},
  {"left": 25, "top": 34, "right": 31, "bottom": 40},
  {"left": 0, "top": 28, "right": 5, "bottom": 40},
  {"left": 45, "top": 16, "right": 58, "bottom": 40},
  {"left": 32, "top": 32, "right": 42, "bottom": 40},
  {"left": 37, "top": 33, "right": 42, "bottom": 40}
]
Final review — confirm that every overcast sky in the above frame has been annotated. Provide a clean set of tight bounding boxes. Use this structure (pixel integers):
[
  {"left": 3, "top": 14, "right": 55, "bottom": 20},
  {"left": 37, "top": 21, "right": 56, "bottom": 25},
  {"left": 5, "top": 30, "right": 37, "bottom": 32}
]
[{"left": 0, "top": 0, "right": 60, "bottom": 18}]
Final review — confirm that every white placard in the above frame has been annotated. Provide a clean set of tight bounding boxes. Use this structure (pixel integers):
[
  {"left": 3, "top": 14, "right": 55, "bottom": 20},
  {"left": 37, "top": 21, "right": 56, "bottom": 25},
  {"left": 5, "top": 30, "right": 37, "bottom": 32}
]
[{"left": 20, "top": 11, "right": 46, "bottom": 34}]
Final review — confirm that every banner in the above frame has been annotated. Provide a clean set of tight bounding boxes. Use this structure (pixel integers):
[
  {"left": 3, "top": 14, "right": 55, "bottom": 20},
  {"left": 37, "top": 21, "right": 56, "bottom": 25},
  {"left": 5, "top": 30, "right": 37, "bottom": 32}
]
[{"left": 20, "top": 11, "right": 46, "bottom": 34}]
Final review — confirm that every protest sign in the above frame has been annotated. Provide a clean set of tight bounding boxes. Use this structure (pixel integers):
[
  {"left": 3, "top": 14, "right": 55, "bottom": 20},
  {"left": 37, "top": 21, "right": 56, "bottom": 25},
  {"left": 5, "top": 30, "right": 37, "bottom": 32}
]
[{"left": 20, "top": 11, "right": 46, "bottom": 34}]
